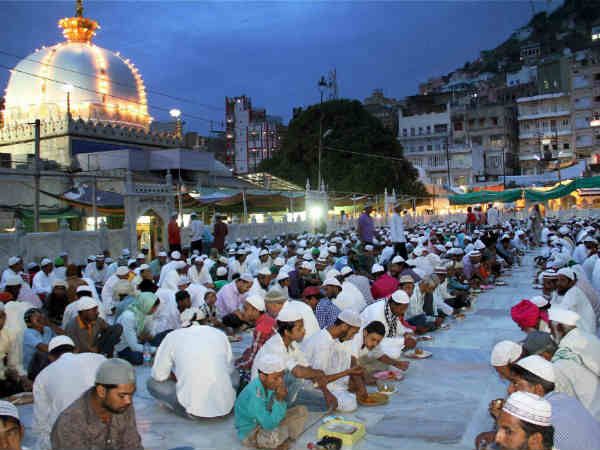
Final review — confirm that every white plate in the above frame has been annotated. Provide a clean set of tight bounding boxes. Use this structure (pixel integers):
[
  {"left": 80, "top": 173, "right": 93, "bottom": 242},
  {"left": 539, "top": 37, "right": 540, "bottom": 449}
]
[{"left": 404, "top": 349, "right": 433, "bottom": 359}]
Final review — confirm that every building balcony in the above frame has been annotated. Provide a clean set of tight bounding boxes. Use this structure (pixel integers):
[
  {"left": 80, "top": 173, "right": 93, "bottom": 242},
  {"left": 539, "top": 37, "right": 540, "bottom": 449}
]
[
  {"left": 519, "top": 129, "right": 572, "bottom": 139},
  {"left": 518, "top": 110, "right": 571, "bottom": 120}
]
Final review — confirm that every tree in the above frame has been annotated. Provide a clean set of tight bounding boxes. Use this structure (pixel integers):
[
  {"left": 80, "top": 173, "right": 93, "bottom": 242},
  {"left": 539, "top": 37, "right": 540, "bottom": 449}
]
[{"left": 259, "top": 99, "right": 427, "bottom": 196}]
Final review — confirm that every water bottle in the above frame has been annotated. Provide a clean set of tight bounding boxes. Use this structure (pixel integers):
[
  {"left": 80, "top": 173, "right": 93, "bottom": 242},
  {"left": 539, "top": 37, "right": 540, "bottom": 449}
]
[{"left": 143, "top": 343, "right": 152, "bottom": 367}]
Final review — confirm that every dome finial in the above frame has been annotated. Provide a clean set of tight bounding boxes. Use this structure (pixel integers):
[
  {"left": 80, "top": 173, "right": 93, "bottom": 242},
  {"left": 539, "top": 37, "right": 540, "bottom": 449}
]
[
  {"left": 58, "top": 0, "right": 99, "bottom": 43},
  {"left": 76, "top": 0, "right": 83, "bottom": 17}
]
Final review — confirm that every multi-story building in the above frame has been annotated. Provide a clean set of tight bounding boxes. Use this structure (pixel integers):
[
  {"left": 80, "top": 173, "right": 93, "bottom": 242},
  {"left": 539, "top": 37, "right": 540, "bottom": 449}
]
[
  {"left": 224, "top": 96, "right": 281, "bottom": 174},
  {"left": 398, "top": 102, "right": 455, "bottom": 185},
  {"left": 363, "top": 89, "right": 400, "bottom": 135},
  {"left": 570, "top": 50, "right": 600, "bottom": 163},
  {"left": 517, "top": 92, "right": 572, "bottom": 174},
  {"left": 451, "top": 101, "right": 518, "bottom": 182}
]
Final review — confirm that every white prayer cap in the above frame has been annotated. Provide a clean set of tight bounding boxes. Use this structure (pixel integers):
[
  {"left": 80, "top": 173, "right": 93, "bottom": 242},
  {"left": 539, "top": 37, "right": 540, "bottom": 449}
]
[
  {"left": 7, "top": 256, "right": 20, "bottom": 266},
  {"left": 364, "top": 244, "right": 374, "bottom": 252},
  {"left": 583, "top": 236, "right": 598, "bottom": 244},
  {"left": 502, "top": 392, "right": 552, "bottom": 427},
  {"left": 40, "top": 258, "right": 52, "bottom": 266},
  {"left": 174, "top": 261, "right": 187, "bottom": 270},
  {"left": 434, "top": 266, "right": 447, "bottom": 274},
  {"left": 323, "top": 278, "right": 342, "bottom": 288},
  {"left": 239, "top": 273, "right": 254, "bottom": 283},
  {"left": 139, "top": 264, "right": 150, "bottom": 271},
  {"left": 258, "top": 267, "right": 272, "bottom": 276},
  {"left": 340, "top": 266, "right": 353, "bottom": 276},
  {"left": 445, "top": 241, "right": 453, "bottom": 248},
  {"left": 136, "top": 253, "right": 145, "bottom": 259},
  {"left": 26, "top": 262, "right": 38, "bottom": 270},
  {"left": 435, "top": 244, "right": 446, "bottom": 253},
  {"left": 177, "top": 276, "right": 191, "bottom": 286},
  {"left": 325, "top": 269, "right": 340, "bottom": 279},
  {"left": 276, "top": 271, "right": 290, "bottom": 282},
  {"left": 371, "top": 263, "right": 385, "bottom": 274},
  {"left": 180, "top": 307, "right": 206, "bottom": 327},
  {"left": 516, "top": 230, "right": 526, "bottom": 236},
  {"left": 77, "top": 296, "right": 99, "bottom": 312},
  {"left": 48, "top": 335, "right": 75, "bottom": 352},
  {"left": 246, "top": 294, "right": 266, "bottom": 312},
  {"left": 491, "top": 340, "right": 522, "bottom": 367},
  {"left": 556, "top": 268, "right": 575, "bottom": 281},
  {"left": 216, "top": 267, "right": 228, "bottom": 277},
  {"left": 548, "top": 307, "right": 580, "bottom": 327},
  {"left": 0, "top": 400, "right": 20, "bottom": 422},
  {"left": 328, "top": 246, "right": 337, "bottom": 254},
  {"left": 302, "top": 253, "right": 313, "bottom": 261},
  {"left": 399, "top": 274, "right": 414, "bottom": 284},
  {"left": 501, "top": 234, "right": 511, "bottom": 241},
  {"left": 4, "top": 276, "right": 21, "bottom": 287},
  {"left": 338, "top": 309, "right": 362, "bottom": 328},
  {"left": 256, "top": 354, "right": 286, "bottom": 374},
  {"left": 95, "top": 358, "right": 136, "bottom": 385},
  {"left": 171, "top": 251, "right": 181, "bottom": 260},
  {"left": 273, "top": 257, "right": 285, "bottom": 267},
  {"left": 474, "top": 240, "right": 486, "bottom": 250},
  {"left": 530, "top": 296, "right": 549, "bottom": 308},
  {"left": 122, "top": 248, "right": 131, "bottom": 256},
  {"left": 113, "top": 267, "right": 128, "bottom": 277},
  {"left": 259, "top": 249, "right": 270, "bottom": 256},
  {"left": 390, "top": 289, "right": 410, "bottom": 304},
  {"left": 515, "top": 355, "right": 555, "bottom": 383},
  {"left": 88, "top": 255, "right": 96, "bottom": 262},
  {"left": 468, "top": 250, "right": 482, "bottom": 257},
  {"left": 391, "top": 255, "right": 405, "bottom": 264},
  {"left": 158, "top": 251, "right": 168, "bottom": 257},
  {"left": 541, "top": 270, "right": 558, "bottom": 279},
  {"left": 76, "top": 285, "right": 92, "bottom": 293},
  {"left": 412, "top": 247, "right": 425, "bottom": 257},
  {"left": 300, "top": 261, "right": 312, "bottom": 271},
  {"left": 558, "top": 226, "right": 570, "bottom": 235},
  {"left": 277, "top": 302, "right": 302, "bottom": 322},
  {"left": 50, "top": 279, "right": 67, "bottom": 289}
]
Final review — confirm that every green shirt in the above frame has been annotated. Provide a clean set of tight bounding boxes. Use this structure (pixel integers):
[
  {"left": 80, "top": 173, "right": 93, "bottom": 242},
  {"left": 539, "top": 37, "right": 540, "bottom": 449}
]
[
  {"left": 234, "top": 377, "right": 287, "bottom": 440},
  {"left": 214, "top": 280, "right": 229, "bottom": 292}
]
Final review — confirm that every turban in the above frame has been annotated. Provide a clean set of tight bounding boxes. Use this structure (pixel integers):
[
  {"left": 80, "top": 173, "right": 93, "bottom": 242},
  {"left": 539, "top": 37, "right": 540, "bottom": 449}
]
[{"left": 511, "top": 300, "right": 548, "bottom": 330}]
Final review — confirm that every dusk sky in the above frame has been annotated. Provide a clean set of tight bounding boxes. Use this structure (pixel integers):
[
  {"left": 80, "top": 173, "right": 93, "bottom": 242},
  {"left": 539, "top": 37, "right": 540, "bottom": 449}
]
[{"left": 0, "top": 1, "right": 558, "bottom": 132}]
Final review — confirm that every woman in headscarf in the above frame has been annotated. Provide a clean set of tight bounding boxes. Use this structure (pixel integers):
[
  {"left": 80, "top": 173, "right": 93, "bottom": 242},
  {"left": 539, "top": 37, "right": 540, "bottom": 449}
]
[{"left": 114, "top": 292, "right": 160, "bottom": 365}]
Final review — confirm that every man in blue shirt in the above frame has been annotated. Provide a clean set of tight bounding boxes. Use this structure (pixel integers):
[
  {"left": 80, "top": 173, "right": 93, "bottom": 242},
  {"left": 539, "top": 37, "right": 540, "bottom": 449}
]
[
  {"left": 235, "top": 354, "right": 308, "bottom": 449},
  {"left": 23, "top": 308, "right": 55, "bottom": 377}
]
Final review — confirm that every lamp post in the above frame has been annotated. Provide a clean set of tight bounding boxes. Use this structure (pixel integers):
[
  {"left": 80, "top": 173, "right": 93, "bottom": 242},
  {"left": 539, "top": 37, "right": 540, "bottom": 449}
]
[
  {"left": 317, "top": 76, "right": 327, "bottom": 189},
  {"left": 169, "top": 108, "right": 182, "bottom": 139},
  {"left": 63, "top": 83, "right": 74, "bottom": 119}
]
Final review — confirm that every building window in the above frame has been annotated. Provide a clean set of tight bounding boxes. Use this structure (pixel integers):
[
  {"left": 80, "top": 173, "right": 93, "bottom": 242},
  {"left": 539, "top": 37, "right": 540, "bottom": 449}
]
[
  {"left": 426, "top": 125, "right": 431, "bottom": 134},
  {"left": 434, "top": 124, "right": 447, "bottom": 133},
  {"left": 454, "top": 121, "right": 463, "bottom": 131},
  {"left": 479, "top": 118, "right": 485, "bottom": 127},
  {"left": 563, "top": 143, "right": 570, "bottom": 150},
  {"left": 427, "top": 144, "right": 433, "bottom": 151},
  {"left": 402, "top": 128, "right": 407, "bottom": 136},
  {"left": 419, "top": 145, "right": 424, "bottom": 152},
  {"left": 410, "top": 128, "right": 415, "bottom": 136},
  {"left": 468, "top": 119, "right": 475, "bottom": 127},
  {"left": 418, "top": 127, "right": 423, "bottom": 135},
  {"left": 491, "top": 117, "right": 499, "bottom": 126},
  {"left": 561, "top": 119, "right": 569, "bottom": 127}
]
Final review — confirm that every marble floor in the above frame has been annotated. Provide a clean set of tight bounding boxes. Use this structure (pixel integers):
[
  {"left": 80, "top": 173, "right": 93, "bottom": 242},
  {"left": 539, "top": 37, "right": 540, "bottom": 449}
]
[{"left": 17, "top": 255, "right": 536, "bottom": 450}]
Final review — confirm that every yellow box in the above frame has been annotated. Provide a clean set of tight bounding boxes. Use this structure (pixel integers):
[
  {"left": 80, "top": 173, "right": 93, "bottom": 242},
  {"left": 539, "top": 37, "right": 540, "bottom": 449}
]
[{"left": 317, "top": 419, "right": 366, "bottom": 447}]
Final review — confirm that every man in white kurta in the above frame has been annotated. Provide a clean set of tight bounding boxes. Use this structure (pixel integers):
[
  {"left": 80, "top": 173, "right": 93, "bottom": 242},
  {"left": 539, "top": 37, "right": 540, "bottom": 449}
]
[
  {"left": 187, "top": 258, "right": 213, "bottom": 286},
  {"left": 301, "top": 310, "right": 362, "bottom": 412},
  {"left": 33, "top": 346, "right": 106, "bottom": 450},
  {"left": 360, "top": 291, "right": 414, "bottom": 359},
  {"left": 554, "top": 268, "right": 596, "bottom": 334},
  {"left": 148, "top": 308, "right": 235, "bottom": 418},
  {"left": 333, "top": 280, "right": 366, "bottom": 313},
  {"left": 32, "top": 259, "right": 56, "bottom": 297},
  {"left": 100, "top": 267, "right": 130, "bottom": 318},
  {"left": 161, "top": 261, "right": 188, "bottom": 292}
]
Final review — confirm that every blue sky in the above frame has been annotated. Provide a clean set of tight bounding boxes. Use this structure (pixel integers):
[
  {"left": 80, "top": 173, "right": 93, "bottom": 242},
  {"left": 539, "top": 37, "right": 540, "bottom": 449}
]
[{"left": 0, "top": 1, "right": 556, "bottom": 132}]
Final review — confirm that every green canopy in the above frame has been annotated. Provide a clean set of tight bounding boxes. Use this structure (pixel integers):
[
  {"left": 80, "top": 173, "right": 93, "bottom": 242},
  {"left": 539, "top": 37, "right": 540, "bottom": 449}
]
[
  {"left": 448, "top": 189, "right": 522, "bottom": 205},
  {"left": 525, "top": 176, "right": 600, "bottom": 202},
  {"left": 448, "top": 176, "right": 600, "bottom": 205}
]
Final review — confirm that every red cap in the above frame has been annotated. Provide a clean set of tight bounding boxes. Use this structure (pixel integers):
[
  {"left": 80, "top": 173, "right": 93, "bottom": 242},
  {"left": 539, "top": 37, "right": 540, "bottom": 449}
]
[{"left": 302, "top": 286, "right": 321, "bottom": 298}]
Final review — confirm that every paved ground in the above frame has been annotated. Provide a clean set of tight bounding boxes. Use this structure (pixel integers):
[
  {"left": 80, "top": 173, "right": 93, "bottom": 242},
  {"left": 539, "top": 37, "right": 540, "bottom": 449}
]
[{"left": 18, "top": 255, "right": 536, "bottom": 450}]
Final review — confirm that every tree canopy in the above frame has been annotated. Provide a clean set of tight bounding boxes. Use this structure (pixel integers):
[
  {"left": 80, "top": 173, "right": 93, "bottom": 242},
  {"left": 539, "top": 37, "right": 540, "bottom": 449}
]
[{"left": 260, "top": 99, "right": 426, "bottom": 196}]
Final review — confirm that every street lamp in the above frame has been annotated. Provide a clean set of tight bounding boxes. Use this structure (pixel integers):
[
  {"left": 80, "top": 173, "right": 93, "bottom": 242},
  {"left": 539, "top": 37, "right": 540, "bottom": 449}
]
[
  {"left": 317, "top": 76, "right": 327, "bottom": 190},
  {"left": 169, "top": 108, "right": 182, "bottom": 138},
  {"left": 63, "top": 83, "right": 74, "bottom": 119}
]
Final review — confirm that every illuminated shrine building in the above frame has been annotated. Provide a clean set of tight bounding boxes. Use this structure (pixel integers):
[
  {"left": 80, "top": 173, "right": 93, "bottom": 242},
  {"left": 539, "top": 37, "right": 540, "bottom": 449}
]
[{"left": 0, "top": 0, "right": 181, "bottom": 167}]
